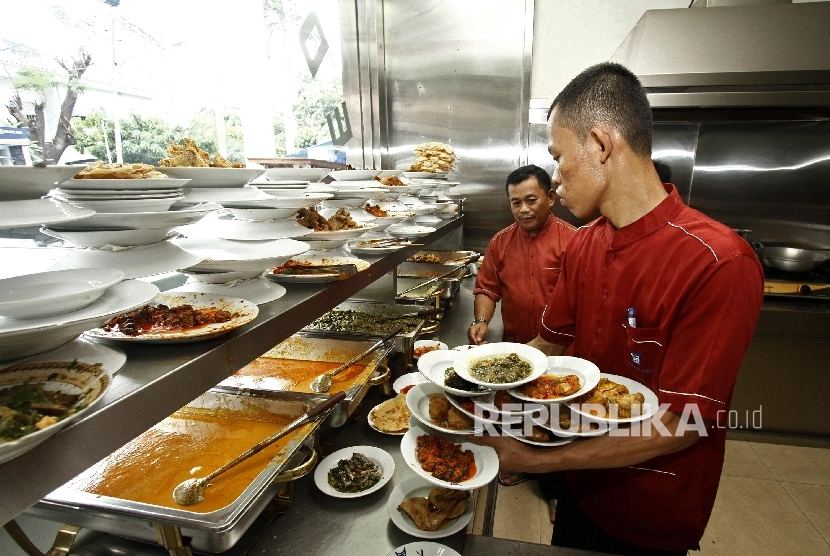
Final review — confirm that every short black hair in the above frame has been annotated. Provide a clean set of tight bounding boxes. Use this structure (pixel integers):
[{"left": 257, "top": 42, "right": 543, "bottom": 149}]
[
  {"left": 548, "top": 62, "right": 653, "bottom": 157},
  {"left": 505, "top": 164, "right": 552, "bottom": 195}
]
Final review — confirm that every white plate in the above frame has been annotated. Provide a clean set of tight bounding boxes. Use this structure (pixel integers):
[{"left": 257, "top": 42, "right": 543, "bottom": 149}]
[
  {"left": 259, "top": 180, "right": 310, "bottom": 186},
  {"left": 0, "top": 166, "right": 82, "bottom": 201},
  {"left": 387, "top": 225, "right": 437, "bottom": 239},
  {"left": 387, "top": 476, "right": 474, "bottom": 539},
  {"left": 48, "top": 241, "right": 203, "bottom": 280},
  {"left": 508, "top": 356, "right": 601, "bottom": 405},
  {"left": 0, "top": 268, "right": 124, "bottom": 319},
  {"left": 0, "top": 360, "right": 111, "bottom": 464},
  {"left": 568, "top": 373, "right": 660, "bottom": 424},
  {"left": 385, "top": 542, "right": 461, "bottom": 556},
  {"left": 313, "top": 445, "right": 395, "bottom": 498},
  {"left": 56, "top": 188, "right": 185, "bottom": 199},
  {"left": 393, "top": 372, "right": 429, "bottom": 394},
  {"left": 330, "top": 188, "right": 388, "bottom": 202},
  {"left": 328, "top": 169, "right": 379, "bottom": 181},
  {"left": 263, "top": 168, "right": 329, "bottom": 182},
  {"left": 444, "top": 391, "right": 502, "bottom": 425},
  {"left": 0, "top": 198, "right": 95, "bottom": 230},
  {"left": 536, "top": 404, "right": 614, "bottom": 438},
  {"left": 157, "top": 167, "right": 265, "bottom": 187},
  {"left": 176, "top": 216, "right": 313, "bottom": 241},
  {"left": 346, "top": 238, "right": 411, "bottom": 255},
  {"left": 59, "top": 178, "right": 190, "bottom": 191},
  {"left": 169, "top": 277, "right": 287, "bottom": 306},
  {"left": 401, "top": 172, "right": 448, "bottom": 179},
  {"left": 57, "top": 196, "right": 182, "bottom": 213},
  {"left": 0, "top": 280, "right": 159, "bottom": 361},
  {"left": 179, "top": 187, "right": 274, "bottom": 205},
  {"left": 414, "top": 340, "right": 449, "bottom": 357},
  {"left": 179, "top": 269, "right": 264, "bottom": 283},
  {"left": 86, "top": 292, "right": 258, "bottom": 344},
  {"left": 407, "top": 385, "right": 481, "bottom": 435},
  {"left": 367, "top": 400, "right": 409, "bottom": 436},
  {"left": 376, "top": 170, "right": 403, "bottom": 178},
  {"left": 416, "top": 350, "right": 491, "bottom": 397},
  {"left": 452, "top": 342, "right": 548, "bottom": 391},
  {"left": 501, "top": 425, "right": 574, "bottom": 447},
  {"left": 469, "top": 391, "right": 548, "bottom": 419},
  {"left": 301, "top": 223, "right": 378, "bottom": 241},
  {"left": 265, "top": 256, "right": 370, "bottom": 284},
  {"left": 223, "top": 207, "right": 298, "bottom": 220},
  {"left": 401, "top": 423, "right": 498, "bottom": 490},
  {"left": 1, "top": 336, "right": 126, "bottom": 375},
  {"left": 173, "top": 237, "right": 309, "bottom": 272},
  {"left": 51, "top": 204, "right": 219, "bottom": 231},
  {"left": 41, "top": 226, "right": 179, "bottom": 248}
]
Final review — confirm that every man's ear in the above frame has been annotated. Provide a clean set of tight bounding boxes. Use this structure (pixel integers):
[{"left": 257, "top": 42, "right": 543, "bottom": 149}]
[{"left": 589, "top": 126, "right": 613, "bottom": 164}]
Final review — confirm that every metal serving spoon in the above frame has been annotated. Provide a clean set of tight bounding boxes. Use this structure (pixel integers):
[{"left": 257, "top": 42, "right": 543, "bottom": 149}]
[
  {"left": 309, "top": 326, "right": 403, "bottom": 393},
  {"left": 172, "top": 391, "right": 346, "bottom": 506}
]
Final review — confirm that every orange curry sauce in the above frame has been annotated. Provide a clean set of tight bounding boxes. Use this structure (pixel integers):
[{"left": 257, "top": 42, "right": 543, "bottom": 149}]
[
  {"left": 226, "top": 358, "right": 368, "bottom": 394},
  {"left": 67, "top": 406, "right": 310, "bottom": 513}
]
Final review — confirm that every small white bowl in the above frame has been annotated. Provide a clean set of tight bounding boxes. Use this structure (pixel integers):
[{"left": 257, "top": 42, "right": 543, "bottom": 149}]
[
  {"left": 0, "top": 268, "right": 125, "bottom": 320},
  {"left": 329, "top": 169, "right": 379, "bottom": 181},
  {"left": 452, "top": 342, "right": 548, "bottom": 391}
]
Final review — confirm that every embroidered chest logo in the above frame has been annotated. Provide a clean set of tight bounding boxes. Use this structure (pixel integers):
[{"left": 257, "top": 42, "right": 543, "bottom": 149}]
[{"left": 630, "top": 351, "right": 642, "bottom": 365}]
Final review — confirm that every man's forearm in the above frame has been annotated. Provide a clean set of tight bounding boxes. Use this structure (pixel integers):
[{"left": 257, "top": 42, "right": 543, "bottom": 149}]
[{"left": 528, "top": 334, "right": 567, "bottom": 356}]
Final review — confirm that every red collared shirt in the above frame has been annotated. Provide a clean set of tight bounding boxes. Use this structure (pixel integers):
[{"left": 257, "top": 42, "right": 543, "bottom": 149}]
[
  {"left": 473, "top": 215, "right": 576, "bottom": 343},
  {"left": 541, "top": 185, "right": 764, "bottom": 550}
]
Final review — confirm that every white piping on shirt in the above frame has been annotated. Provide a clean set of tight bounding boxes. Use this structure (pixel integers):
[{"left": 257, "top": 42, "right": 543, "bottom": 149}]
[
  {"left": 476, "top": 287, "right": 499, "bottom": 298},
  {"left": 541, "top": 305, "right": 575, "bottom": 337},
  {"left": 659, "top": 388, "right": 726, "bottom": 406},
  {"left": 628, "top": 466, "right": 677, "bottom": 477},
  {"left": 620, "top": 324, "right": 663, "bottom": 346},
  {"left": 543, "top": 267, "right": 561, "bottom": 271},
  {"left": 667, "top": 222, "right": 719, "bottom": 262}
]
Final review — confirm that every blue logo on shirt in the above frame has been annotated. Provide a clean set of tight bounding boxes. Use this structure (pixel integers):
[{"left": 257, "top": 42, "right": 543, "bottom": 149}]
[{"left": 630, "top": 351, "right": 642, "bottom": 365}]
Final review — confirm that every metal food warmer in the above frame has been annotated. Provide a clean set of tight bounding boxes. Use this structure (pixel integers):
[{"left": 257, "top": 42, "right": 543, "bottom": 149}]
[
  {"left": 215, "top": 332, "right": 394, "bottom": 426},
  {"left": 396, "top": 250, "right": 479, "bottom": 304},
  {"left": 28, "top": 390, "right": 323, "bottom": 553}
]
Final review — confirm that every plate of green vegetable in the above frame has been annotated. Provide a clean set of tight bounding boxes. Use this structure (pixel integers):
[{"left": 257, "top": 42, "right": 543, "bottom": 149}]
[{"left": 314, "top": 445, "right": 395, "bottom": 498}]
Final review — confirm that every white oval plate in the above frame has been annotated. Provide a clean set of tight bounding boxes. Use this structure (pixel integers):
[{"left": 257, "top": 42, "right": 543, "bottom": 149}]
[
  {"left": 444, "top": 393, "right": 502, "bottom": 425},
  {"left": 313, "top": 445, "right": 395, "bottom": 498},
  {"left": 223, "top": 207, "right": 298, "bottom": 220},
  {"left": 452, "top": 342, "right": 547, "bottom": 391},
  {"left": 470, "top": 391, "right": 549, "bottom": 418},
  {"left": 173, "top": 237, "right": 309, "bottom": 273},
  {"left": 568, "top": 373, "right": 660, "bottom": 424},
  {"left": 1, "top": 336, "right": 126, "bottom": 375},
  {"left": 328, "top": 169, "right": 379, "bottom": 181},
  {"left": 387, "top": 476, "right": 474, "bottom": 539},
  {"left": 263, "top": 168, "right": 329, "bottom": 182},
  {"left": 59, "top": 178, "right": 190, "bottom": 191},
  {"left": 416, "top": 350, "right": 491, "bottom": 397},
  {"left": 414, "top": 340, "right": 449, "bottom": 358},
  {"left": 48, "top": 241, "right": 203, "bottom": 280},
  {"left": 407, "top": 385, "right": 481, "bottom": 435},
  {"left": 55, "top": 188, "right": 184, "bottom": 199},
  {"left": 330, "top": 188, "right": 388, "bottom": 202},
  {"left": 387, "top": 225, "right": 437, "bottom": 239},
  {"left": 179, "top": 187, "right": 273, "bottom": 205},
  {"left": 0, "top": 360, "right": 111, "bottom": 464},
  {"left": 0, "top": 280, "right": 159, "bottom": 361},
  {"left": 157, "top": 167, "right": 265, "bottom": 187},
  {"left": 86, "top": 291, "right": 258, "bottom": 344},
  {"left": 169, "top": 277, "right": 286, "bottom": 306},
  {"left": 266, "top": 256, "right": 370, "bottom": 284},
  {"left": 345, "top": 238, "right": 411, "bottom": 255},
  {"left": 177, "top": 216, "right": 313, "bottom": 242},
  {"left": 51, "top": 204, "right": 219, "bottom": 231},
  {"left": 41, "top": 226, "right": 178, "bottom": 248},
  {"left": 0, "top": 268, "right": 124, "bottom": 320},
  {"left": 0, "top": 166, "right": 83, "bottom": 201},
  {"left": 393, "top": 372, "right": 429, "bottom": 394},
  {"left": 57, "top": 196, "right": 182, "bottom": 213},
  {"left": 401, "top": 172, "right": 448, "bottom": 179},
  {"left": 508, "top": 356, "right": 601, "bottom": 405},
  {"left": 401, "top": 423, "right": 498, "bottom": 490},
  {"left": 0, "top": 198, "right": 95, "bottom": 230},
  {"left": 385, "top": 542, "right": 461, "bottom": 556},
  {"left": 501, "top": 425, "right": 574, "bottom": 448},
  {"left": 301, "top": 223, "right": 378, "bottom": 241},
  {"left": 367, "top": 400, "right": 409, "bottom": 436},
  {"left": 537, "top": 404, "right": 614, "bottom": 438}
]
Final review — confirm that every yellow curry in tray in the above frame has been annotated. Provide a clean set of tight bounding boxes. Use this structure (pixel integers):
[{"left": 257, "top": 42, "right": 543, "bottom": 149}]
[
  {"left": 67, "top": 405, "right": 311, "bottom": 513},
  {"left": 226, "top": 358, "right": 369, "bottom": 394}
]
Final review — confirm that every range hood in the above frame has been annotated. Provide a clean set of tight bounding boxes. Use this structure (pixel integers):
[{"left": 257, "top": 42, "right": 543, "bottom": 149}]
[{"left": 610, "top": 2, "right": 830, "bottom": 108}]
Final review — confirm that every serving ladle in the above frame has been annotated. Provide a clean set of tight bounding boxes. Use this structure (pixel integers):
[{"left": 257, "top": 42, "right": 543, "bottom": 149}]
[
  {"left": 309, "top": 326, "right": 403, "bottom": 393},
  {"left": 172, "top": 391, "right": 346, "bottom": 506}
]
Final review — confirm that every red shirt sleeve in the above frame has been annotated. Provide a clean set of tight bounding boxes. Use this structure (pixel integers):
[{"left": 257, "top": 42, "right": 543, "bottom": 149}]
[{"left": 472, "top": 239, "right": 502, "bottom": 302}]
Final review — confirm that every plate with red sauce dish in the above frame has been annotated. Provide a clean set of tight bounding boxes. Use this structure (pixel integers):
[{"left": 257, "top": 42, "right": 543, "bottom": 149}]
[
  {"left": 85, "top": 292, "right": 258, "bottom": 343},
  {"left": 400, "top": 423, "right": 498, "bottom": 490}
]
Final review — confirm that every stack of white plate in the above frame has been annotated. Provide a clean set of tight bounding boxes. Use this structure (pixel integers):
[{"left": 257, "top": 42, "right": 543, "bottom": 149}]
[{"left": 52, "top": 178, "right": 190, "bottom": 213}]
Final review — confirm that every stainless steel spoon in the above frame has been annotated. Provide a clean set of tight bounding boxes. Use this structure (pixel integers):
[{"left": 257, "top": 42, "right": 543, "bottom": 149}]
[
  {"left": 172, "top": 392, "right": 346, "bottom": 506},
  {"left": 309, "top": 326, "right": 403, "bottom": 393}
]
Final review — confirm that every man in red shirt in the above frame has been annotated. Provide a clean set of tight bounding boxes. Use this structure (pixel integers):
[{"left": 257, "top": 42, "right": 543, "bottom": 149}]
[
  {"left": 469, "top": 165, "right": 576, "bottom": 345},
  {"left": 469, "top": 63, "right": 763, "bottom": 554}
]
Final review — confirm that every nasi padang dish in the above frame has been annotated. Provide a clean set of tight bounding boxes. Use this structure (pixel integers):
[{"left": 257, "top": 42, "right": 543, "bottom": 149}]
[
  {"left": 397, "top": 487, "right": 470, "bottom": 532},
  {"left": 578, "top": 377, "right": 646, "bottom": 419},
  {"left": 306, "top": 309, "right": 421, "bottom": 336}
]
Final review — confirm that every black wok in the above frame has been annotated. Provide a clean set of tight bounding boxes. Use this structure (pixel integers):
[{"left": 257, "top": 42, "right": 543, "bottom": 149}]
[{"left": 754, "top": 244, "right": 830, "bottom": 273}]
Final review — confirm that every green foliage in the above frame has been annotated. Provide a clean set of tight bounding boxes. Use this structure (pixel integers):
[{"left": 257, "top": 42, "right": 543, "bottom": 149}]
[
  {"left": 292, "top": 76, "right": 343, "bottom": 150},
  {"left": 12, "top": 67, "right": 56, "bottom": 96},
  {"left": 272, "top": 112, "right": 286, "bottom": 156}
]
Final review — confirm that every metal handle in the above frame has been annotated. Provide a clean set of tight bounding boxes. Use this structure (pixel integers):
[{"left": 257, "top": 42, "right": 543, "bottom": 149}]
[
  {"left": 307, "top": 391, "right": 347, "bottom": 420},
  {"left": 272, "top": 445, "right": 318, "bottom": 482},
  {"left": 366, "top": 365, "right": 391, "bottom": 386},
  {"left": 326, "top": 326, "right": 403, "bottom": 380}
]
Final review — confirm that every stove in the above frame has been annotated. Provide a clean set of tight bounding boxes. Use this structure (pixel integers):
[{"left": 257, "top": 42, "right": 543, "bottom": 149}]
[{"left": 763, "top": 267, "right": 830, "bottom": 298}]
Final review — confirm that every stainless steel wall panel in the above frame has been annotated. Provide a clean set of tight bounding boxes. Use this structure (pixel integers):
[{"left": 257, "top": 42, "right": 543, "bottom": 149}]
[
  {"left": 689, "top": 121, "right": 830, "bottom": 249},
  {"left": 652, "top": 122, "right": 700, "bottom": 204},
  {"left": 382, "top": 0, "right": 532, "bottom": 252}
]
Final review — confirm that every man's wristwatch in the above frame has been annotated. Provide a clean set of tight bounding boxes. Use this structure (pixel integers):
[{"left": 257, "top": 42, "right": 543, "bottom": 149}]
[{"left": 471, "top": 317, "right": 489, "bottom": 327}]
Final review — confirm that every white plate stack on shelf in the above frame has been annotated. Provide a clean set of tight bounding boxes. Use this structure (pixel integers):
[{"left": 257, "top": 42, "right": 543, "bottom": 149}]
[
  {"left": 251, "top": 167, "right": 330, "bottom": 192},
  {"left": 51, "top": 177, "right": 191, "bottom": 213}
]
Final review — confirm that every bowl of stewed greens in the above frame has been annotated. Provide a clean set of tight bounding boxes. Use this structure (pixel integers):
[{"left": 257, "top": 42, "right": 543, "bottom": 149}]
[{"left": 452, "top": 343, "right": 547, "bottom": 391}]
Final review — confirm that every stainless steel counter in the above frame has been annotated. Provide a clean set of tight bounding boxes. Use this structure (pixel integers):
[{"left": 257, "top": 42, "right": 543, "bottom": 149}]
[{"left": 0, "top": 217, "right": 464, "bottom": 525}]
